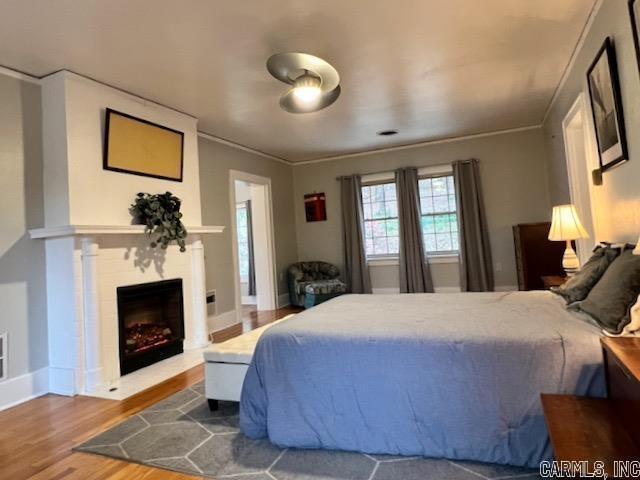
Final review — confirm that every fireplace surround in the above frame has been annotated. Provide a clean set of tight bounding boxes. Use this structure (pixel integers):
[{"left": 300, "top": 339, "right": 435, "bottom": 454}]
[{"left": 117, "top": 279, "right": 185, "bottom": 375}]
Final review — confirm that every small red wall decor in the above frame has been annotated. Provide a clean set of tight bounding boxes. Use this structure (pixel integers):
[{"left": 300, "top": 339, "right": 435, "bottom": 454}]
[{"left": 304, "top": 192, "right": 327, "bottom": 222}]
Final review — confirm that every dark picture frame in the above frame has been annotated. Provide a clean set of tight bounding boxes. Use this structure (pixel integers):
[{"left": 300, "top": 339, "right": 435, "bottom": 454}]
[
  {"left": 586, "top": 37, "right": 628, "bottom": 172},
  {"left": 304, "top": 192, "right": 327, "bottom": 222},
  {"left": 630, "top": 0, "right": 640, "bottom": 72},
  {"left": 103, "top": 108, "right": 185, "bottom": 182}
]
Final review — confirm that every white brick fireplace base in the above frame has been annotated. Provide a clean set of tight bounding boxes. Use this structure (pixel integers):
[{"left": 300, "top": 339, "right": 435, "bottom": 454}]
[{"left": 30, "top": 225, "right": 223, "bottom": 397}]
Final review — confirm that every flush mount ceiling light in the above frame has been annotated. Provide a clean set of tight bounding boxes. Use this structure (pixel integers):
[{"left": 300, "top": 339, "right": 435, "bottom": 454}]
[{"left": 266, "top": 52, "right": 341, "bottom": 114}]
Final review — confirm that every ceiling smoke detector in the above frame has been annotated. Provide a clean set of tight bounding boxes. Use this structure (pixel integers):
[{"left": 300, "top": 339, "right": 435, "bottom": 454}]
[{"left": 266, "top": 52, "right": 341, "bottom": 114}]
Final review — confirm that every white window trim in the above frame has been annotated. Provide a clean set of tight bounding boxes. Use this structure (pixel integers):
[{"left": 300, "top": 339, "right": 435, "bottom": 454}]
[{"left": 367, "top": 254, "right": 459, "bottom": 267}]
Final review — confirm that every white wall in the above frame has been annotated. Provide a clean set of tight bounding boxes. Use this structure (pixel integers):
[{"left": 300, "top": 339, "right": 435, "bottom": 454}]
[
  {"left": 293, "top": 128, "right": 551, "bottom": 291},
  {"left": 543, "top": 0, "right": 640, "bottom": 243},
  {"left": 41, "top": 71, "right": 203, "bottom": 227},
  {"left": 0, "top": 71, "right": 48, "bottom": 393}
]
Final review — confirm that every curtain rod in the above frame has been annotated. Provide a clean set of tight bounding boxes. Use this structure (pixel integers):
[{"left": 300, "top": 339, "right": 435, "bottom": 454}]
[{"left": 334, "top": 160, "right": 471, "bottom": 181}]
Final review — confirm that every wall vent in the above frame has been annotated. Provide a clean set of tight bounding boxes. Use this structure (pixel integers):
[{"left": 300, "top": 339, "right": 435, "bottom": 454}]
[
  {"left": 206, "top": 290, "right": 216, "bottom": 317},
  {"left": 0, "top": 333, "right": 6, "bottom": 381}
]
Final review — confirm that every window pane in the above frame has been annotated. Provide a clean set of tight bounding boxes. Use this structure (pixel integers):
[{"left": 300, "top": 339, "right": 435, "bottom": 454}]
[
  {"left": 450, "top": 213, "right": 458, "bottom": 232},
  {"left": 372, "top": 202, "right": 386, "bottom": 219},
  {"left": 372, "top": 185, "right": 385, "bottom": 201},
  {"left": 419, "top": 179, "right": 432, "bottom": 197},
  {"left": 418, "top": 174, "right": 458, "bottom": 254},
  {"left": 362, "top": 186, "right": 371, "bottom": 203},
  {"left": 436, "top": 234, "right": 452, "bottom": 251},
  {"left": 424, "top": 233, "right": 436, "bottom": 252},
  {"left": 385, "top": 200, "right": 398, "bottom": 218},
  {"left": 387, "top": 236, "right": 399, "bottom": 254},
  {"left": 432, "top": 177, "right": 447, "bottom": 195},
  {"left": 421, "top": 216, "right": 435, "bottom": 234},
  {"left": 434, "top": 214, "right": 450, "bottom": 233},
  {"left": 363, "top": 203, "right": 372, "bottom": 220},
  {"left": 366, "top": 238, "right": 374, "bottom": 255},
  {"left": 364, "top": 222, "right": 373, "bottom": 238},
  {"left": 374, "top": 237, "right": 388, "bottom": 254},
  {"left": 421, "top": 196, "right": 434, "bottom": 214},
  {"left": 433, "top": 195, "right": 449, "bottom": 213},
  {"left": 372, "top": 220, "right": 386, "bottom": 237},
  {"left": 383, "top": 183, "right": 396, "bottom": 199},
  {"left": 386, "top": 219, "right": 399, "bottom": 236}
]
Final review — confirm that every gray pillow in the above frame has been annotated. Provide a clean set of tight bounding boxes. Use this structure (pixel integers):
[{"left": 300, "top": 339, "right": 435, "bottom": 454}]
[
  {"left": 577, "top": 248, "right": 640, "bottom": 334},
  {"left": 551, "top": 246, "right": 620, "bottom": 304}
]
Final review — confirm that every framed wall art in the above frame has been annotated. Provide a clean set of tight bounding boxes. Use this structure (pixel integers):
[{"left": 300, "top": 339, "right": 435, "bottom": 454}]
[
  {"left": 103, "top": 108, "right": 184, "bottom": 182},
  {"left": 586, "top": 37, "right": 628, "bottom": 172}
]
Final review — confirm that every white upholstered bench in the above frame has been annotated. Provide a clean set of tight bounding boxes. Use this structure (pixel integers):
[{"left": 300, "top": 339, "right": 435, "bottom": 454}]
[{"left": 203, "top": 316, "right": 291, "bottom": 410}]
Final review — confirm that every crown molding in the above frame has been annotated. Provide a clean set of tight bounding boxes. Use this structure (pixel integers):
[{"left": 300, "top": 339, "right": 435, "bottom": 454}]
[
  {"left": 0, "top": 64, "right": 41, "bottom": 84},
  {"left": 197, "top": 131, "right": 292, "bottom": 165},
  {"left": 540, "top": 0, "right": 604, "bottom": 126},
  {"left": 291, "top": 125, "right": 542, "bottom": 166}
]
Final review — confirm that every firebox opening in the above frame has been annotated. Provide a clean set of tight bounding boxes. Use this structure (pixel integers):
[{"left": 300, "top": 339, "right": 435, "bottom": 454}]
[{"left": 117, "top": 279, "right": 185, "bottom": 375}]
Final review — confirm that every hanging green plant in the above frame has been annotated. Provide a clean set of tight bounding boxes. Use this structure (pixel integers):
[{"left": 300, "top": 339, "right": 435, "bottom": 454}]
[{"left": 129, "top": 192, "right": 188, "bottom": 252}]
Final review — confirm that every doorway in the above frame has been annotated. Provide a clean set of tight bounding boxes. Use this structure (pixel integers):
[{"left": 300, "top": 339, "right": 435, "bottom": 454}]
[
  {"left": 229, "top": 171, "right": 278, "bottom": 328},
  {"left": 562, "top": 93, "right": 599, "bottom": 264}
]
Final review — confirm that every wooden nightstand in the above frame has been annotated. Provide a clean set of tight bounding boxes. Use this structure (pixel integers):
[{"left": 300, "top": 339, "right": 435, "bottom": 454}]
[
  {"left": 541, "top": 337, "right": 640, "bottom": 476},
  {"left": 541, "top": 275, "right": 567, "bottom": 290}
]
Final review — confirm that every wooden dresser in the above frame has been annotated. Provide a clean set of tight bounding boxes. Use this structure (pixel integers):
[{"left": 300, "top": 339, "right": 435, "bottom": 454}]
[
  {"left": 542, "top": 337, "right": 640, "bottom": 476},
  {"left": 513, "top": 222, "right": 566, "bottom": 290}
]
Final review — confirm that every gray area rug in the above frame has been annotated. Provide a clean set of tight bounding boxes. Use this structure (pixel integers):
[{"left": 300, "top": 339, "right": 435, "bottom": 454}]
[{"left": 76, "top": 382, "right": 540, "bottom": 479}]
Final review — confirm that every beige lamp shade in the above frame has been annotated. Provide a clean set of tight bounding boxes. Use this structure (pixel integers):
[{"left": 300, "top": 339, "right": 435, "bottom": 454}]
[{"left": 548, "top": 204, "right": 589, "bottom": 241}]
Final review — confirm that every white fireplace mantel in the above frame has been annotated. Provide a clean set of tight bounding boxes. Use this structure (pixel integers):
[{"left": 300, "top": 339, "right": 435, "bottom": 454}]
[
  {"left": 34, "top": 223, "right": 225, "bottom": 397},
  {"left": 29, "top": 224, "right": 225, "bottom": 239}
]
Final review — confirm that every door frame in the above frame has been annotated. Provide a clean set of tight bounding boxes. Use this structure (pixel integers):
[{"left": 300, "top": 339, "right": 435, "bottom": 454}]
[
  {"left": 229, "top": 170, "right": 278, "bottom": 323},
  {"left": 561, "top": 92, "right": 599, "bottom": 264}
]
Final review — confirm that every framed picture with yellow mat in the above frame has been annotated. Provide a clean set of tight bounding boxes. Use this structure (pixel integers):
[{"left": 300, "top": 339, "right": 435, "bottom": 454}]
[{"left": 103, "top": 108, "right": 184, "bottom": 182}]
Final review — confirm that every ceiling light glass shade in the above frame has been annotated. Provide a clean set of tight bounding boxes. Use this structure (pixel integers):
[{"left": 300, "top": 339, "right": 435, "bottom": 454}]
[
  {"left": 548, "top": 204, "right": 589, "bottom": 241},
  {"left": 266, "top": 52, "right": 341, "bottom": 114},
  {"left": 292, "top": 74, "right": 322, "bottom": 102}
]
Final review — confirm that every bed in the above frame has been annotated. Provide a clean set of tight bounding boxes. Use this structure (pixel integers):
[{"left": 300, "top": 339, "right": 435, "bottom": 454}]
[{"left": 239, "top": 291, "right": 605, "bottom": 468}]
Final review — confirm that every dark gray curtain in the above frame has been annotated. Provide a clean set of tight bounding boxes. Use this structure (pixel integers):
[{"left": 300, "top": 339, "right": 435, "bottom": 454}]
[
  {"left": 340, "top": 175, "right": 372, "bottom": 294},
  {"left": 453, "top": 159, "right": 494, "bottom": 292},
  {"left": 395, "top": 168, "right": 434, "bottom": 293},
  {"left": 245, "top": 200, "right": 256, "bottom": 296}
]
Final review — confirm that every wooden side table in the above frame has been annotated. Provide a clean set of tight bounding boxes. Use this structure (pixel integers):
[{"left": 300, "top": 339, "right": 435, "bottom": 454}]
[
  {"left": 541, "top": 337, "right": 640, "bottom": 476},
  {"left": 541, "top": 275, "right": 567, "bottom": 290}
]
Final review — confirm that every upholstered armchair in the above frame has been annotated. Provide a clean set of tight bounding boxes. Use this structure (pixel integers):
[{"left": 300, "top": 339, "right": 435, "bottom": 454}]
[{"left": 287, "top": 261, "right": 345, "bottom": 307}]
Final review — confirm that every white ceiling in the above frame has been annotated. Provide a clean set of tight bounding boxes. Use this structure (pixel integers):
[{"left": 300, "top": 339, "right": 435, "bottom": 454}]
[{"left": 0, "top": 0, "right": 596, "bottom": 162}]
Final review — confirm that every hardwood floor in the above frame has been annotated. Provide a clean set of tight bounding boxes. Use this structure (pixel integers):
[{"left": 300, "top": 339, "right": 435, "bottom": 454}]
[
  {"left": 210, "top": 304, "right": 303, "bottom": 343},
  {"left": 0, "top": 306, "right": 301, "bottom": 480}
]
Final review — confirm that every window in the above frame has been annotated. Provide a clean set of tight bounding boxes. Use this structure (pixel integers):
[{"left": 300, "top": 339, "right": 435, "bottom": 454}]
[
  {"left": 419, "top": 175, "right": 459, "bottom": 254},
  {"left": 361, "top": 182, "right": 399, "bottom": 257},
  {"left": 236, "top": 203, "right": 250, "bottom": 279}
]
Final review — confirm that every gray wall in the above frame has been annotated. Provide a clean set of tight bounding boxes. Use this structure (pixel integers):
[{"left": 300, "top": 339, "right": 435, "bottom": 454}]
[
  {"left": 0, "top": 73, "right": 47, "bottom": 380},
  {"left": 543, "top": 0, "right": 640, "bottom": 242},
  {"left": 199, "top": 138, "right": 298, "bottom": 318},
  {"left": 293, "top": 128, "right": 551, "bottom": 289}
]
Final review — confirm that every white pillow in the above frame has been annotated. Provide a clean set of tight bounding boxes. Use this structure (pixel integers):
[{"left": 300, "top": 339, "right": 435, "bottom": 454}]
[{"left": 604, "top": 294, "right": 640, "bottom": 337}]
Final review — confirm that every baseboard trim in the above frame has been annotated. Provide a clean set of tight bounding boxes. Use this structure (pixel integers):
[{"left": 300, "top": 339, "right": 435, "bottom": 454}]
[
  {"left": 495, "top": 285, "right": 518, "bottom": 292},
  {"left": 0, "top": 367, "right": 49, "bottom": 411},
  {"left": 372, "top": 285, "right": 518, "bottom": 294},
  {"left": 209, "top": 310, "right": 239, "bottom": 333}
]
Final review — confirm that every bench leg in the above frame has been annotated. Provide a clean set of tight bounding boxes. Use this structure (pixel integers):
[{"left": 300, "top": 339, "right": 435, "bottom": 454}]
[{"left": 208, "top": 399, "right": 219, "bottom": 411}]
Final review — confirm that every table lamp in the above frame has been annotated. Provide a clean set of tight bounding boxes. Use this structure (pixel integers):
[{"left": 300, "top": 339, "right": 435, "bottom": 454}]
[{"left": 548, "top": 204, "right": 589, "bottom": 276}]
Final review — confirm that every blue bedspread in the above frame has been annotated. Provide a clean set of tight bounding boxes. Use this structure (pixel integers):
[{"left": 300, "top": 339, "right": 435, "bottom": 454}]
[{"left": 240, "top": 292, "right": 605, "bottom": 467}]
